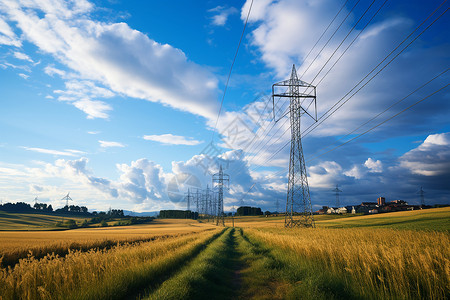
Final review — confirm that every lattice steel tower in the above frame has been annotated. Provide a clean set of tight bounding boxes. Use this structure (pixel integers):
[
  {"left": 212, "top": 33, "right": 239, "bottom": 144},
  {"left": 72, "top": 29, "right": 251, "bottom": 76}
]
[
  {"left": 185, "top": 188, "right": 192, "bottom": 211},
  {"left": 332, "top": 184, "right": 342, "bottom": 207},
  {"left": 417, "top": 187, "right": 426, "bottom": 207},
  {"left": 272, "top": 65, "right": 317, "bottom": 228},
  {"left": 212, "top": 165, "right": 229, "bottom": 226}
]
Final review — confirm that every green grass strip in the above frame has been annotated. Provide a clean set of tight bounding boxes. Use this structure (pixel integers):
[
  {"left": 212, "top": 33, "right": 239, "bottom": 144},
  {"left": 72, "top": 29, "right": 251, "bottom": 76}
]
[
  {"left": 67, "top": 229, "right": 225, "bottom": 300},
  {"left": 146, "top": 228, "right": 239, "bottom": 300}
]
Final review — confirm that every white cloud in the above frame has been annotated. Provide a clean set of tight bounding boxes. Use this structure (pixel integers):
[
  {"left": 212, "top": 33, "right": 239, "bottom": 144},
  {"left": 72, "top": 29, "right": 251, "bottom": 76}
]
[
  {"left": 18, "top": 73, "right": 29, "bottom": 79},
  {"left": 143, "top": 134, "right": 203, "bottom": 146},
  {"left": 53, "top": 80, "right": 114, "bottom": 119},
  {"left": 308, "top": 161, "right": 343, "bottom": 188},
  {"left": 0, "top": 1, "right": 219, "bottom": 120},
  {"left": 359, "top": 18, "right": 409, "bottom": 40},
  {"left": 0, "top": 17, "right": 20, "bottom": 46},
  {"left": 343, "top": 165, "right": 365, "bottom": 180},
  {"left": 44, "top": 65, "right": 66, "bottom": 77},
  {"left": 73, "top": 99, "right": 112, "bottom": 119},
  {"left": 87, "top": 131, "right": 100, "bottom": 135},
  {"left": 13, "top": 51, "right": 33, "bottom": 62},
  {"left": 99, "top": 140, "right": 125, "bottom": 148},
  {"left": 209, "top": 6, "right": 238, "bottom": 26},
  {"left": 364, "top": 158, "right": 382, "bottom": 173},
  {"left": 116, "top": 159, "right": 166, "bottom": 203},
  {"left": 399, "top": 133, "right": 450, "bottom": 176},
  {"left": 22, "top": 147, "right": 84, "bottom": 157}
]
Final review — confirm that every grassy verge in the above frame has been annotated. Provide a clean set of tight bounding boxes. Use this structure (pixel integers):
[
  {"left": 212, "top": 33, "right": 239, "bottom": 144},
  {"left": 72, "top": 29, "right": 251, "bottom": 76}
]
[
  {"left": 146, "top": 228, "right": 239, "bottom": 300},
  {"left": 234, "top": 228, "right": 287, "bottom": 299},
  {"left": 243, "top": 227, "right": 449, "bottom": 299},
  {"left": 0, "top": 229, "right": 222, "bottom": 300}
]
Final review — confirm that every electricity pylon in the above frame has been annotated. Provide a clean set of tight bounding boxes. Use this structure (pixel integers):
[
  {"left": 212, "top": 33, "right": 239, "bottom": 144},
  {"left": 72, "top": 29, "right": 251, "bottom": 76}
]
[
  {"left": 212, "top": 165, "right": 229, "bottom": 226},
  {"left": 185, "top": 188, "right": 192, "bottom": 211},
  {"left": 205, "top": 185, "right": 210, "bottom": 221},
  {"left": 61, "top": 192, "right": 72, "bottom": 208},
  {"left": 332, "top": 184, "right": 342, "bottom": 207},
  {"left": 417, "top": 187, "right": 426, "bottom": 207},
  {"left": 272, "top": 65, "right": 317, "bottom": 228}
]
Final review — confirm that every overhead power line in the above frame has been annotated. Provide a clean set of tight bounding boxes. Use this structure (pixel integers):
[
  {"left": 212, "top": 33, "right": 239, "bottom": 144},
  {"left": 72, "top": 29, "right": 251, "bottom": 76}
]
[
  {"left": 301, "top": 2, "right": 449, "bottom": 138},
  {"left": 211, "top": 0, "right": 254, "bottom": 142},
  {"left": 234, "top": 0, "right": 390, "bottom": 174},
  {"left": 306, "top": 68, "right": 449, "bottom": 162},
  {"left": 232, "top": 0, "right": 447, "bottom": 183},
  {"left": 307, "top": 84, "right": 449, "bottom": 163},
  {"left": 300, "top": 0, "right": 361, "bottom": 79}
]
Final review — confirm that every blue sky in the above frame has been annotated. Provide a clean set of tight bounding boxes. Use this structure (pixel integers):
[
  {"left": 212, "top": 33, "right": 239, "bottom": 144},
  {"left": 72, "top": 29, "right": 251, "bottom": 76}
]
[{"left": 0, "top": 0, "right": 448, "bottom": 212}]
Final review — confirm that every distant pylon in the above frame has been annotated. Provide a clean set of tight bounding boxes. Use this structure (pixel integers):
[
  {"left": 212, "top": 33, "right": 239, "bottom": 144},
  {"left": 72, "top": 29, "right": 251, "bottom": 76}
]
[
  {"left": 61, "top": 192, "right": 72, "bottom": 207},
  {"left": 332, "top": 184, "right": 342, "bottom": 207},
  {"left": 275, "top": 198, "right": 280, "bottom": 213},
  {"left": 417, "top": 187, "right": 426, "bottom": 207},
  {"left": 272, "top": 65, "right": 317, "bottom": 228},
  {"left": 195, "top": 188, "right": 200, "bottom": 213},
  {"left": 205, "top": 185, "right": 210, "bottom": 221},
  {"left": 185, "top": 188, "right": 192, "bottom": 211},
  {"left": 212, "top": 165, "right": 229, "bottom": 226},
  {"left": 34, "top": 196, "right": 38, "bottom": 205}
]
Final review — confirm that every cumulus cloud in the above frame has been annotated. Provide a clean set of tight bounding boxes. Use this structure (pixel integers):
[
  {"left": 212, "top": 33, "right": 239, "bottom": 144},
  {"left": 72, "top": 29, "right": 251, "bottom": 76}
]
[
  {"left": 364, "top": 158, "right": 382, "bottom": 173},
  {"left": 99, "top": 140, "right": 125, "bottom": 148},
  {"left": 208, "top": 6, "right": 238, "bottom": 26},
  {"left": 3, "top": 130, "right": 450, "bottom": 211},
  {"left": 0, "top": 0, "right": 219, "bottom": 120},
  {"left": 399, "top": 133, "right": 450, "bottom": 176},
  {"left": 308, "top": 161, "right": 343, "bottom": 188},
  {"left": 116, "top": 159, "right": 166, "bottom": 203},
  {"left": 143, "top": 134, "right": 203, "bottom": 146}
]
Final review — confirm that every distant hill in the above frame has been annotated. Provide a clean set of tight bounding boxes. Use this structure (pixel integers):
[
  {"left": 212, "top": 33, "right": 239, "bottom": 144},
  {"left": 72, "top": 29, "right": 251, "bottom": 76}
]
[{"left": 0, "top": 210, "right": 89, "bottom": 231}]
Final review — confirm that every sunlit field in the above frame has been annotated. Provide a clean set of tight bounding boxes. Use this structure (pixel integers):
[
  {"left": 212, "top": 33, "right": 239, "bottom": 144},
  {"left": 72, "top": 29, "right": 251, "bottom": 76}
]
[
  {"left": 0, "top": 211, "right": 89, "bottom": 230},
  {"left": 0, "top": 219, "right": 216, "bottom": 269},
  {"left": 0, "top": 208, "right": 448, "bottom": 299}
]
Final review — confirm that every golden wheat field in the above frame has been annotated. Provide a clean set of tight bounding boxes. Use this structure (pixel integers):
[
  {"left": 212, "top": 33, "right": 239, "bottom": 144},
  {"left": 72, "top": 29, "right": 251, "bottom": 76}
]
[{"left": 0, "top": 208, "right": 449, "bottom": 299}]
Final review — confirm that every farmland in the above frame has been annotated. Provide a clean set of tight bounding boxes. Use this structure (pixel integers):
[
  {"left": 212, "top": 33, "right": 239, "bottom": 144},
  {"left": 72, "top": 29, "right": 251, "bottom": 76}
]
[
  {"left": 0, "top": 211, "right": 89, "bottom": 231},
  {"left": 0, "top": 207, "right": 449, "bottom": 299}
]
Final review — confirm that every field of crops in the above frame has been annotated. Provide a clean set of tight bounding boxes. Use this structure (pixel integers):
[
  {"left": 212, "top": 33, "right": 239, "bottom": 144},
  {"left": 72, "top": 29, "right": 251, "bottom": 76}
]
[
  {"left": 0, "top": 211, "right": 89, "bottom": 230},
  {"left": 0, "top": 207, "right": 449, "bottom": 299}
]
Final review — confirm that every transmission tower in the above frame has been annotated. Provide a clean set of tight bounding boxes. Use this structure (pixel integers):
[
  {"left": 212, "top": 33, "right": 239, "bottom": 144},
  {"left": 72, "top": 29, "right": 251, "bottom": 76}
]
[
  {"left": 275, "top": 198, "right": 280, "bottom": 213},
  {"left": 272, "top": 65, "right": 317, "bottom": 228},
  {"left": 417, "top": 187, "right": 426, "bottom": 207},
  {"left": 195, "top": 188, "right": 200, "bottom": 213},
  {"left": 205, "top": 185, "right": 211, "bottom": 221},
  {"left": 61, "top": 192, "right": 72, "bottom": 208},
  {"left": 332, "top": 184, "right": 342, "bottom": 207},
  {"left": 212, "top": 165, "right": 230, "bottom": 226},
  {"left": 185, "top": 188, "right": 192, "bottom": 211}
]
